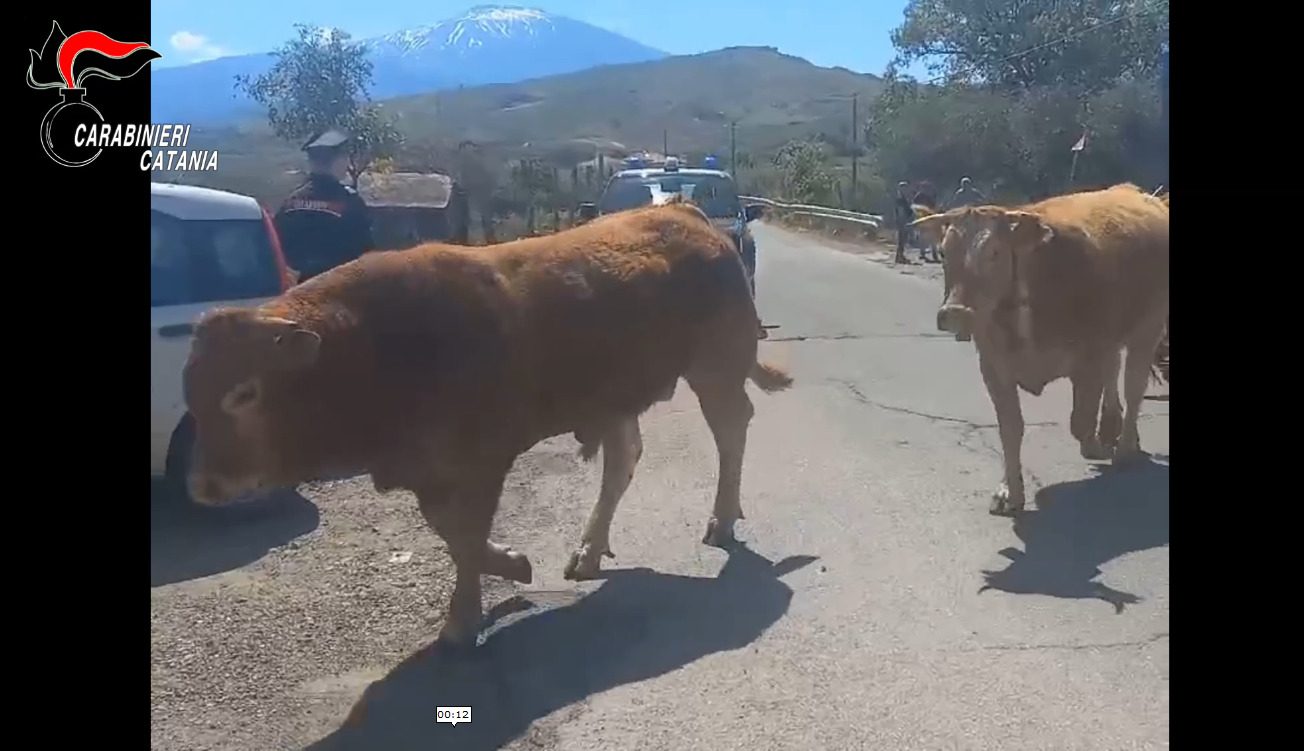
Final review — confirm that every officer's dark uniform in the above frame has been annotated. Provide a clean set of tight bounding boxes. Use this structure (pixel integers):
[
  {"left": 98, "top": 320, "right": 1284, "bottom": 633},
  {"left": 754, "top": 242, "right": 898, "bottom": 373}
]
[
  {"left": 893, "top": 184, "right": 914, "bottom": 264},
  {"left": 274, "top": 129, "right": 374, "bottom": 282}
]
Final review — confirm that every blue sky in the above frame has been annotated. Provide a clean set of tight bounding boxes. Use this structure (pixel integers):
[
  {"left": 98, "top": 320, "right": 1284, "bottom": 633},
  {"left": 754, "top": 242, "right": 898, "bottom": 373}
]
[{"left": 149, "top": 0, "right": 915, "bottom": 75}]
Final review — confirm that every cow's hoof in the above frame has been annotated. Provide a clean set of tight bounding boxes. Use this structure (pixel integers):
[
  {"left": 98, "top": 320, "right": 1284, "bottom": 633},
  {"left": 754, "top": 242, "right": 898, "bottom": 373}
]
[
  {"left": 1112, "top": 447, "right": 1146, "bottom": 466},
  {"left": 1112, "top": 435, "right": 1144, "bottom": 466},
  {"left": 1097, "top": 432, "right": 1120, "bottom": 455},
  {"left": 1079, "top": 437, "right": 1112, "bottom": 461},
  {"left": 501, "top": 550, "right": 534, "bottom": 584},
  {"left": 989, "top": 484, "right": 1025, "bottom": 516},
  {"left": 436, "top": 617, "right": 481, "bottom": 651},
  {"left": 702, "top": 517, "right": 738, "bottom": 548},
  {"left": 563, "top": 544, "right": 613, "bottom": 581}
]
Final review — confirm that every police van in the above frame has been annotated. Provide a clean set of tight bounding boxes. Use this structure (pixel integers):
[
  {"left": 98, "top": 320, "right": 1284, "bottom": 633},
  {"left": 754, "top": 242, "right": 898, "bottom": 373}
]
[{"left": 582, "top": 155, "right": 765, "bottom": 296}]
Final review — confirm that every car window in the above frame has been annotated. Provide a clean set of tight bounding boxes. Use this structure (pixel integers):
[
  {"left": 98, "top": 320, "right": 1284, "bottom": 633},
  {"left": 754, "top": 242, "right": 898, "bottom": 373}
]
[
  {"left": 685, "top": 177, "right": 741, "bottom": 219},
  {"left": 151, "top": 210, "right": 281, "bottom": 307},
  {"left": 599, "top": 174, "right": 740, "bottom": 218},
  {"left": 598, "top": 179, "right": 655, "bottom": 214}
]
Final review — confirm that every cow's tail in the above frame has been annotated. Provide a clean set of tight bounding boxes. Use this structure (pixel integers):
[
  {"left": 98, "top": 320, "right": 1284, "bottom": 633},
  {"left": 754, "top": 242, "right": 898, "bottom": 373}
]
[
  {"left": 1150, "top": 323, "right": 1170, "bottom": 385},
  {"left": 575, "top": 429, "right": 602, "bottom": 462},
  {"left": 750, "top": 360, "right": 794, "bottom": 392}
]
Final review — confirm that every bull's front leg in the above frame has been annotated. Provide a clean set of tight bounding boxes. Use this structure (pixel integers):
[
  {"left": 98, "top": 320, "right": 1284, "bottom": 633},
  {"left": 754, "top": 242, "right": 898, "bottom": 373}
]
[
  {"left": 416, "top": 465, "right": 521, "bottom": 648},
  {"left": 1097, "top": 348, "right": 1124, "bottom": 454},
  {"left": 979, "top": 352, "right": 1026, "bottom": 516}
]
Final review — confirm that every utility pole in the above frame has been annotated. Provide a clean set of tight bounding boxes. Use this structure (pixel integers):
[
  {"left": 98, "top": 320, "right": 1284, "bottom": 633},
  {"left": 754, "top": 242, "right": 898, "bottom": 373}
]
[
  {"left": 730, "top": 120, "right": 737, "bottom": 175},
  {"left": 850, "top": 92, "right": 859, "bottom": 206},
  {"left": 663, "top": 129, "right": 669, "bottom": 159}
]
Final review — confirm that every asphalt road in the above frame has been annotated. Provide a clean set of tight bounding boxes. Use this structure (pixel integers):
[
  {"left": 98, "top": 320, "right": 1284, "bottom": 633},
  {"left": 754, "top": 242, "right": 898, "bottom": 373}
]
[
  {"left": 316, "top": 223, "right": 1168, "bottom": 750},
  {"left": 152, "top": 222, "right": 1169, "bottom": 750}
]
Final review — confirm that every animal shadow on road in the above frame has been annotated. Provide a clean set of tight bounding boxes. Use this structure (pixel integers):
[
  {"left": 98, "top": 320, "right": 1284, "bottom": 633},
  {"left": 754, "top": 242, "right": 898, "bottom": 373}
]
[
  {"left": 307, "top": 545, "right": 817, "bottom": 751},
  {"left": 979, "top": 457, "right": 1169, "bottom": 613},
  {"left": 151, "top": 481, "right": 320, "bottom": 587}
]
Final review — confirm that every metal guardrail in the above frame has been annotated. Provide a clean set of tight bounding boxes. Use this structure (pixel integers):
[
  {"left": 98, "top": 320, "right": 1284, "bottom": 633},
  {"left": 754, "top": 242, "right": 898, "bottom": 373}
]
[{"left": 740, "top": 195, "right": 883, "bottom": 228}]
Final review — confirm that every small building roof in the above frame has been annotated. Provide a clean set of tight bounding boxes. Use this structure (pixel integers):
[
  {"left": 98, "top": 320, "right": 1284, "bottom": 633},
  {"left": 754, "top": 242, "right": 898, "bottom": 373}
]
[{"left": 358, "top": 172, "right": 454, "bottom": 209}]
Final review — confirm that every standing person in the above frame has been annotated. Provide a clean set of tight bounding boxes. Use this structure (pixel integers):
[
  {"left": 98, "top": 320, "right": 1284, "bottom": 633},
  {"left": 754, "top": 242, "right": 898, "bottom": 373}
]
[
  {"left": 274, "top": 128, "right": 375, "bottom": 283},
  {"left": 948, "top": 176, "right": 986, "bottom": 209},
  {"left": 911, "top": 182, "right": 940, "bottom": 263},
  {"left": 893, "top": 181, "right": 914, "bottom": 264}
]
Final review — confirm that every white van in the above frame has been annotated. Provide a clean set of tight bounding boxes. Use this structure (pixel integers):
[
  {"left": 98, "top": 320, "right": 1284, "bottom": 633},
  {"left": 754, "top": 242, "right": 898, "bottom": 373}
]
[{"left": 151, "top": 182, "right": 294, "bottom": 504}]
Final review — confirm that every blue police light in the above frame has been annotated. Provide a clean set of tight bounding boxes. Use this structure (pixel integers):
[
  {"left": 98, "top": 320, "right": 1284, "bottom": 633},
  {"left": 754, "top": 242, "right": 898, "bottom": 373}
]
[
  {"left": 703, "top": 154, "right": 720, "bottom": 169},
  {"left": 624, "top": 155, "right": 645, "bottom": 169}
]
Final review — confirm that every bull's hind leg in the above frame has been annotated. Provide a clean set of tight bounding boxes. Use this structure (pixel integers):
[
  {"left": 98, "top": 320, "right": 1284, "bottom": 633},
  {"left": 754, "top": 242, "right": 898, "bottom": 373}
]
[
  {"left": 416, "top": 467, "right": 523, "bottom": 647},
  {"left": 1116, "top": 316, "right": 1167, "bottom": 464},
  {"left": 564, "top": 417, "right": 644, "bottom": 580},
  {"left": 689, "top": 378, "right": 755, "bottom": 547},
  {"left": 1071, "top": 352, "right": 1113, "bottom": 461}
]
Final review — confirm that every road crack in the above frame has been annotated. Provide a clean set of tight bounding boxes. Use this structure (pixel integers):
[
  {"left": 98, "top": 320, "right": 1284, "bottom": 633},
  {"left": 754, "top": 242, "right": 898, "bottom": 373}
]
[
  {"left": 974, "top": 632, "right": 1169, "bottom": 653},
  {"left": 769, "top": 332, "right": 955, "bottom": 342},
  {"left": 832, "top": 378, "right": 1056, "bottom": 430}
]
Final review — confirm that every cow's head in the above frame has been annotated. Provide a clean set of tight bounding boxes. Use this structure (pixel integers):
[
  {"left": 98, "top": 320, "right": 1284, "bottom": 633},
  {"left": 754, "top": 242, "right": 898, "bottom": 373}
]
[
  {"left": 911, "top": 206, "right": 1054, "bottom": 340},
  {"left": 182, "top": 307, "right": 322, "bottom": 505}
]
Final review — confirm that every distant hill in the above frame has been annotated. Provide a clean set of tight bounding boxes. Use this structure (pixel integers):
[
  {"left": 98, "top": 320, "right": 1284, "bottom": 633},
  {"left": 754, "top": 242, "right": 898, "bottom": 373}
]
[
  {"left": 388, "top": 46, "right": 884, "bottom": 159},
  {"left": 162, "top": 47, "right": 885, "bottom": 204},
  {"left": 151, "top": 5, "right": 667, "bottom": 124}
]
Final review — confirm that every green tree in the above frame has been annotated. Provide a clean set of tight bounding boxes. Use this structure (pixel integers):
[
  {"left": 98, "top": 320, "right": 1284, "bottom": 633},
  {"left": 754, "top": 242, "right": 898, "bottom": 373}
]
[
  {"left": 772, "top": 140, "right": 836, "bottom": 204},
  {"left": 890, "top": 0, "right": 1169, "bottom": 93},
  {"left": 867, "top": 0, "right": 1168, "bottom": 202},
  {"left": 508, "top": 157, "right": 561, "bottom": 233},
  {"left": 236, "top": 24, "right": 403, "bottom": 187}
]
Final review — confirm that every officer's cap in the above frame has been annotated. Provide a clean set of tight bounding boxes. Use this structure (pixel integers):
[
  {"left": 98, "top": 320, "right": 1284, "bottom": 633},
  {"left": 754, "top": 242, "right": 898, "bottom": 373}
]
[{"left": 302, "top": 128, "right": 352, "bottom": 153}]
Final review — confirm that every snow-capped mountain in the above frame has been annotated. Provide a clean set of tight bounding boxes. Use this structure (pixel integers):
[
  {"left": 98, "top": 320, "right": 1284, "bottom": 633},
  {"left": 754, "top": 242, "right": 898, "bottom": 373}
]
[
  {"left": 374, "top": 6, "right": 556, "bottom": 56},
  {"left": 151, "top": 6, "right": 666, "bottom": 124}
]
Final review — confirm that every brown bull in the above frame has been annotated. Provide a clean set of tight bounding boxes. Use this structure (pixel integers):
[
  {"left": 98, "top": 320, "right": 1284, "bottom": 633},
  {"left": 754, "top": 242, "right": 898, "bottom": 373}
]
[
  {"left": 181, "top": 200, "right": 793, "bottom": 647},
  {"left": 911, "top": 183, "right": 1168, "bottom": 515}
]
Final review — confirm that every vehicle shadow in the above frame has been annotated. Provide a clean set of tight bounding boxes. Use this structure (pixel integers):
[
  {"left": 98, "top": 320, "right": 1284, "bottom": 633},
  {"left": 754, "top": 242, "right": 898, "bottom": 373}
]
[
  {"left": 306, "top": 545, "right": 817, "bottom": 751},
  {"left": 150, "top": 481, "right": 320, "bottom": 587},
  {"left": 979, "top": 456, "right": 1169, "bottom": 612}
]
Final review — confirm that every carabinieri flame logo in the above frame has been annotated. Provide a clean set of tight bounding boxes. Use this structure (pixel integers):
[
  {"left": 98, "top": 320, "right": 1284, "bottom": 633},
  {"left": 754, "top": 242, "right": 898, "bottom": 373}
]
[{"left": 27, "top": 20, "right": 161, "bottom": 167}]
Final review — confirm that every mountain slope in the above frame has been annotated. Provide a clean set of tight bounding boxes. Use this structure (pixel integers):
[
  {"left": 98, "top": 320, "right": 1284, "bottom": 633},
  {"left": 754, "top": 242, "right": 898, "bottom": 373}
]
[
  {"left": 387, "top": 46, "right": 884, "bottom": 159},
  {"left": 151, "top": 5, "right": 666, "bottom": 124},
  {"left": 164, "top": 47, "right": 884, "bottom": 205}
]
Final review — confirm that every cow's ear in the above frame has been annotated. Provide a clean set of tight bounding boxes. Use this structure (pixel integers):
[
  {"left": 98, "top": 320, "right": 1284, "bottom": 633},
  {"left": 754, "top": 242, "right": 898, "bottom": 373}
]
[
  {"left": 249, "top": 314, "right": 321, "bottom": 369},
  {"left": 273, "top": 328, "right": 322, "bottom": 370},
  {"left": 1008, "top": 211, "right": 1054, "bottom": 244}
]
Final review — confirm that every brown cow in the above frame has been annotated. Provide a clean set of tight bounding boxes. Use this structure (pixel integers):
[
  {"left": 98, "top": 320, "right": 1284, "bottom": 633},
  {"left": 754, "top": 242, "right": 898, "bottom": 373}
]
[
  {"left": 910, "top": 183, "right": 1168, "bottom": 515},
  {"left": 181, "top": 199, "right": 793, "bottom": 646},
  {"left": 910, "top": 203, "right": 940, "bottom": 262}
]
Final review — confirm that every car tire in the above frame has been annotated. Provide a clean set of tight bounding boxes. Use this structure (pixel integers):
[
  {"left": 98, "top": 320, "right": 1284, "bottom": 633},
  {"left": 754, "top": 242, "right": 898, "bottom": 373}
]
[
  {"left": 164, "top": 414, "right": 200, "bottom": 507},
  {"left": 163, "top": 414, "right": 295, "bottom": 511}
]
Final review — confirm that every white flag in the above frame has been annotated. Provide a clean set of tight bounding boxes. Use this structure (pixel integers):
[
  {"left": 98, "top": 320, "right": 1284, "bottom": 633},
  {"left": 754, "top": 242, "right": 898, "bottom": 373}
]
[{"left": 1071, "top": 132, "right": 1087, "bottom": 152}]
